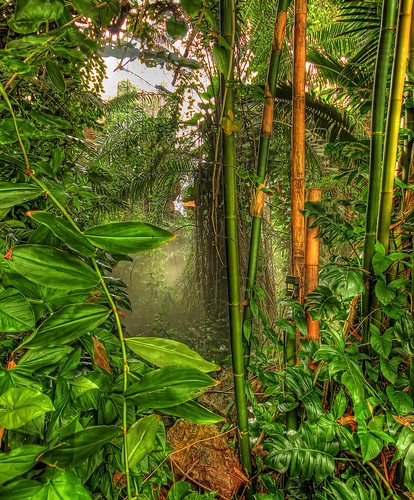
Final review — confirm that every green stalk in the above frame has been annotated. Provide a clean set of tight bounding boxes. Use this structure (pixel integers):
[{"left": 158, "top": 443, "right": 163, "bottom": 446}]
[
  {"left": 361, "top": 0, "right": 397, "bottom": 344},
  {"left": 378, "top": 0, "right": 414, "bottom": 251},
  {"left": 0, "top": 81, "right": 133, "bottom": 499},
  {"left": 220, "top": 0, "right": 253, "bottom": 487},
  {"left": 242, "top": 0, "right": 289, "bottom": 369}
]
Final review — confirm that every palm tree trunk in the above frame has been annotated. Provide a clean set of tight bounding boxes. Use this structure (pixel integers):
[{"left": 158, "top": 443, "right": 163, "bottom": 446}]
[
  {"left": 287, "top": 0, "right": 307, "bottom": 432},
  {"left": 378, "top": 0, "right": 414, "bottom": 251},
  {"left": 220, "top": 0, "right": 253, "bottom": 486},
  {"left": 242, "top": 0, "right": 289, "bottom": 368},
  {"left": 361, "top": 0, "right": 397, "bottom": 343}
]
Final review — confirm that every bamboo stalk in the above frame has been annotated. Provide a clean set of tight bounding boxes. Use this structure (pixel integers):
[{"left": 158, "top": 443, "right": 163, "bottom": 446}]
[
  {"left": 378, "top": 0, "right": 414, "bottom": 252},
  {"left": 361, "top": 0, "right": 397, "bottom": 343},
  {"left": 242, "top": 0, "right": 289, "bottom": 368},
  {"left": 290, "top": 0, "right": 307, "bottom": 301},
  {"left": 287, "top": 0, "right": 307, "bottom": 433},
  {"left": 220, "top": 0, "right": 253, "bottom": 487},
  {"left": 305, "top": 188, "right": 321, "bottom": 342}
]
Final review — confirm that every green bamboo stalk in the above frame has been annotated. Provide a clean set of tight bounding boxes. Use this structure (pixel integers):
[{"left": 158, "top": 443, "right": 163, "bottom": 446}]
[
  {"left": 220, "top": 0, "right": 253, "bottom": 487},
  {"left": 242, "top": 0, "right": 290, "bottom": 369},
  {"left": 378, "top": 0, "right": 414, "bottom": 252},
  {"left": 361, "top": 0, "right": 397, "bottom": 344}
]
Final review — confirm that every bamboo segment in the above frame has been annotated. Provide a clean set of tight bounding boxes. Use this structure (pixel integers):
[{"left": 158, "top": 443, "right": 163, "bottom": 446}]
[
  {"left": 286, "top": 0, "right": 307, "bottom": 434},
  {"left": 305, "top": 188, "right": 321, "bottom": 342},
  {"left": 378, "top": 0, "right": 414, "bottom": 252},
  {"left": 220, "top": 0, "right": 253, "bottom": 486},
  {"left": 290, "top": 0, "right": 307, "bottom": 304},
  {"left": 361, "top": 0, "right": 396, "bottom": 343},
  {"left": 242, "top": 0, "right": 289, "bottom": 369}
]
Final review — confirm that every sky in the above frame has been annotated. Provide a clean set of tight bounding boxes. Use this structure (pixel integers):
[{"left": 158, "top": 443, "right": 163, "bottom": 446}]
[{"left": 101, "top": 56, "right": 175, "bottom": 98}]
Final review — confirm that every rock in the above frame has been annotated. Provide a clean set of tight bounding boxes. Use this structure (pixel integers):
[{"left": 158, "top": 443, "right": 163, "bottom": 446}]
[{"left": 167, "top": 420, "right": 246, "bottom": 498}]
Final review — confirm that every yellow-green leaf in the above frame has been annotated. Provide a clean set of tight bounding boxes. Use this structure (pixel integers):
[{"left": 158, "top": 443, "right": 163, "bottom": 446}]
[
  {"left": 85, "top": 221, "right": 175, "bottom": 254},
  {"left": 125, "top": 337, "right": 220, "bottom": 372}
]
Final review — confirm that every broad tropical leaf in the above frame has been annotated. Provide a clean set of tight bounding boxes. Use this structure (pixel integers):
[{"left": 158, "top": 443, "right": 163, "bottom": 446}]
[
  {"left": 20, "top": 304, "right": 111, "bottom": 348},
  {"left": 0, "top": 182, "right": 42, "bottom": 209},
  {"left": 125, "top": 337, "right": 219, "bottom": 372},
  {"left": 38, "top": 425, "right": 121, "bottom": 468},
  {"left": 264, "top": 423, "right": 336, "bottom": 485},
  {"left": 0, "top": 445, "right": 46, "bottom": 485},
  {"left": 5, "top": 245, "right": 99, "bottom": 290},
  {"left": 0, "top": 288, "right": 35, "bottom": 332},
  {"left": 28, "top": 211, "right": 95, "bottom": 257},
  {"left": 126, "top": 415, "right": 159, "bottom": 467},
  {"left": 161, "top": 400, "right": 225, "bottom": 424},
  {"left": 84, "top": 222, "right": 175, "bottom": 254},
  {"left": 0, "top": 388, "right": 54, "bottom": 430},
  {"left": 125, "top": 366, "right": 217, "bottom": 409}
]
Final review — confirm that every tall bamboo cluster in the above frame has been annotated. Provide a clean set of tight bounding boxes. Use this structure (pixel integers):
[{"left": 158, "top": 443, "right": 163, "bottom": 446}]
[
  {"left": 378, "top": 0, "right": 414, "bottom": 251},
  {"left": 362, "top": 0, "right": 397, "bottom": 341},
  {"left": 219, "top": 0, "right": 253, "bottom": 485},
  {"left": 242, "top": 0, "right": 289, "bottom": 368}
]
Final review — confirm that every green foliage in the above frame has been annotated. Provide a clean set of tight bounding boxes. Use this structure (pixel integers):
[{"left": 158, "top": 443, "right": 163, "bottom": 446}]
[{"left": 0, "top": 3, "right": 223, "bottom": 499}]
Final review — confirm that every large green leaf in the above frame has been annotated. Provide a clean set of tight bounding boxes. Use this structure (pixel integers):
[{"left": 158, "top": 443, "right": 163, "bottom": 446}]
[
  {"left": 46, "top": 61, "right": 65, "bottom": 94},
  {"left": 180, "top": 0, "right": 202, "bottom": 16},
  {"left": 125, "top": 337, "right": 219, "bottom": 373},
  {"left": 341, "top": 370, "right": 365, "bottom": 405},
  {"left": 0, "top": 118, "right": 36, "bottom": 144},
  {"left": 264, "top": 424, "right": 335, "bottom": 486},
  {"left": 0, "top": 445, "right": 46, "bottom": 485},
  {"left": 166, "top": 18, "right": 188, "bottom": 39},
  {"left": 15, "top": 0, "right": 64, "bottom": 22},
  {"left": 380, "top": 356, "right": 400, "bottom": 384},
  {"left": 357, "top": 423, "right": 383, "bottom": 463},
  {"left": 38, "top": 425, "right": 121, "bottom": 468},
  {"left": 5, "top": 245, "right": 99, "bottom": 290},
  {"left": 0, "top": 183, "right": 42, "bottom": 209},
  {"left": 386, "top": 386, "right": 413, "bottom": 416},
  {"left": 29, "top": 211, "right": 95, "bottom": 257},
  {"left": 162, "top": 400, "right": 225, "bottom": 424},
  {"left": 370, "top": 324, "right": 393, "bottom": 357},
  {"left": 375, "top": 277, "right": 396, "bottom": 305},
  {"left": 0, "top": 288, "right": 35, "bottom": 332},
  {"left": 125, "top": 366, "right": 217, "bottom": 409},
  {"left": 72, "top": 0, "right": 120, "bottom": 27},
  {"left": 21, "top": 304, "right": 110, "bottom": 349},
  {"left": 0, "top": 470, "right": 91, "bottom": 500},
  {"left": 0, "top": 388, "right": 54, "bottom": 430},
  {"left": 16, "top": 346, "right": 73, "bottom": 373},
  {"left": 84, "top": 222, "right": 174, "bottom": 254},
  {"left": 126, "top": 415, "right": 159, "bottom": 467}
]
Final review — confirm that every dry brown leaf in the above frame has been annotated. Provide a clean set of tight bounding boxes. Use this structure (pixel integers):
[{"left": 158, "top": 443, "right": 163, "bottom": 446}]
[{"left": 93, "top": 336, "right": 111, "bottom": 373}]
